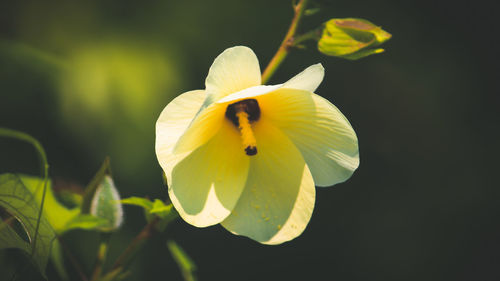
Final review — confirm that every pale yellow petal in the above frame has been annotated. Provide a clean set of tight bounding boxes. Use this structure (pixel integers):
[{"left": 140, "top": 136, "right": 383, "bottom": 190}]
[
  {"left": 173, "top": 101, "right": 227, "bottom": 154},
  {"left": 205, "top": 46, "right": 261, "bottom": 104},
  {"left": 169, "top": 120, "right": 250, "bottom": 227},
  {"left": 216, "top": 84, "right": 282, "bottom": 104},
  {"left": 259, "top": 88, "right": 359, "bottom": 187},
  {"left": 283, "top": 63, "right": 324, "bottom": 92},
  {"left": 155, "top": 90, "right": 206, "bottom": 187},
  {"left": 221, "top": 120, "right": 315, "bottom": 244}
]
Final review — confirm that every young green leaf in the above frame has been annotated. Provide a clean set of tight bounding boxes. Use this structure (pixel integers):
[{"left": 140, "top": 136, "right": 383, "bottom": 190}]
[
  {"left": 0, "top": 173, "right": 56, "bottom": 278},
  {"left": 120, "top": 196, "right": 154, "bottom": 211},
  {"left": 121, "top": 197, "right": 178, "bottom": 231},
  {"left": 150, "top": 199, "right": 173, "bottom": 218},
  {"left": 121, "top": 196, "right": 156, "bottom": 224}
]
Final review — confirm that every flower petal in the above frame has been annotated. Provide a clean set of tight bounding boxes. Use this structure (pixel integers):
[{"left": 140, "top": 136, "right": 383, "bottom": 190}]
[
  {"left": 258, "top": 88, "right": 359, "bottom": 187},
  {"left": 156, "top": 89, "right": 206, "bottom": 186},
  {"left": 283, "top": 63, "right": 324, "bottom": 92},
  {"left": 169, "top": 120, "right": 250, "bottom": 227},
  {"left": 216, "top": 84, "right": 282, "bottom": 104},
  {"left": 221, "top": 120, "right": 315, "bottom": 244},
  {"left": 205, "top": 46, "right": 261, "bottom": 105},
  {"left": 173, "top": 101, "right": 227, "bottom": 154}
]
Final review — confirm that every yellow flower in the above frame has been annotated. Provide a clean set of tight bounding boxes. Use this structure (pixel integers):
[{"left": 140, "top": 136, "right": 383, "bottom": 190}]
[{"left": 155, "top": 46, "right": 359, "bottom": 244}]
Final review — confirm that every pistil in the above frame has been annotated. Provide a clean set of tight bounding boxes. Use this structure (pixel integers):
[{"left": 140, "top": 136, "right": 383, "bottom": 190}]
[
  {"left": 225, "top": 99, "right": 260, "bottom": 156},
  {"left": 236, "top": 111, "right": 257, "bottom": 155}
]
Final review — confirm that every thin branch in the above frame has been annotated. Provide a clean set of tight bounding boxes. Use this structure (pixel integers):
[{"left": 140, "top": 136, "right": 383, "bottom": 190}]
[
  {"left": 261, "top": 0, "right": 310, "bottom": 84},
  {"left": 109, "top": 216, "right": 160, "bottom": 272},
  {"left": 292, "top": 27, "right": 322, "bottom": 46}
]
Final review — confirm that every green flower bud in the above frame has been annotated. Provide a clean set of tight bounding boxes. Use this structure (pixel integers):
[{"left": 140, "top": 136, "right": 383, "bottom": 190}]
[
  {"left": 318, "top": 18, "right": 391, "bottom": 60},
  {"left": 90, "top": 175, "right": 123, "bottom": 231}
]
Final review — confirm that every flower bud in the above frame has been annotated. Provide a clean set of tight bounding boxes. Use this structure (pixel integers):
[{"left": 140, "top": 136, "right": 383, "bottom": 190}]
[
  {"left": 90, "top": 175, "right": 123, "bottom": 231},
  {"left": 318, "top": 18, "right": 391, "bottom": 60}
]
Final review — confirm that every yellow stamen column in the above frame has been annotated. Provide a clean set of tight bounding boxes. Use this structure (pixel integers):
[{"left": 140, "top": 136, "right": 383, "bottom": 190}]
[{"left": 236, "top": 111, "right": 257, "bottom": 155}]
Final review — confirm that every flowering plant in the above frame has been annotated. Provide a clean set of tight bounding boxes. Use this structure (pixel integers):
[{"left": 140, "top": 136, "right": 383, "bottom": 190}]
[{"left": 0, "top": 0, "right": 390, "bottom": 279}]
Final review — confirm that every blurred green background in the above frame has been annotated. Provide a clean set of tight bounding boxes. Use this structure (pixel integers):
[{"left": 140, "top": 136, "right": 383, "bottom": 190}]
[{"left": 1, "top": 0, "right": 498, "bottom": 280}]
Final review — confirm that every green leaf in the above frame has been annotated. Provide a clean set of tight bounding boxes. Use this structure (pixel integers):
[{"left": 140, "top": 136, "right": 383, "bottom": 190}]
[
  {"left": 120, "top": 196, "right": 153, "bottom": 211},
  {"left": 167, "top": 240, "right": 197, "bottom": 281},
  {"left": 14, "top": 175, "right": 108, "bottom": 234},
  {"left": 0, "top": 129, "right": 56, "bottom": 278},
  {"left": 121, "top": 196, "right": 155, "bottom": 225},
  {"left": 64, "top": 214, "right": 109, "bottom": 231},
  {"left": 121, "top": 197, "right": 178, "bottom": 231},
  {"left": 150, "top": 199, "right": 173, "bottom": 218},
  {"left": 0, "top": 219, "right": 31, "bottom": 253},
  {"left": 0, "top": 173, "right": 56, "bottom": 278},
  {"left": 19, "top": 175, "right": 79, "bottom": 233},
  {"left": 151, "top": 200, "right": 178, "bottom": 231},
  {"left": 318, "top": 18, "right": 391, "bottom": 60},
  {"left": 90, "top": 175, "right": 123, "bottom": 231}
]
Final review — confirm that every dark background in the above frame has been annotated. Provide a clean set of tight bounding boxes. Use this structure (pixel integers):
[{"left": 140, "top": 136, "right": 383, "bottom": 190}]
[{"left": 1, "top": 0, "right": 498, "bottom": 280}]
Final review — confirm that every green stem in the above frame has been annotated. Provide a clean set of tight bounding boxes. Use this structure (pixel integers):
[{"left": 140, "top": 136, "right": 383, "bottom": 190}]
[
  {"left": 261, "top": 0, "right": 310, "bottom": 84},
  {"left": 103, "top": 216, "right": 161, "bottom": 280},
  {"left": 0, "top": 128, "right": 49, "bottom": 261},
  {"left": 102, "top": 210, "right": 179, "bottom": 281},
  {"left": 292, "top": 27, "right": 322, "bottom": 46},
  {"left": 90, "top": 234, "right": 111, "bottom": 281}
]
